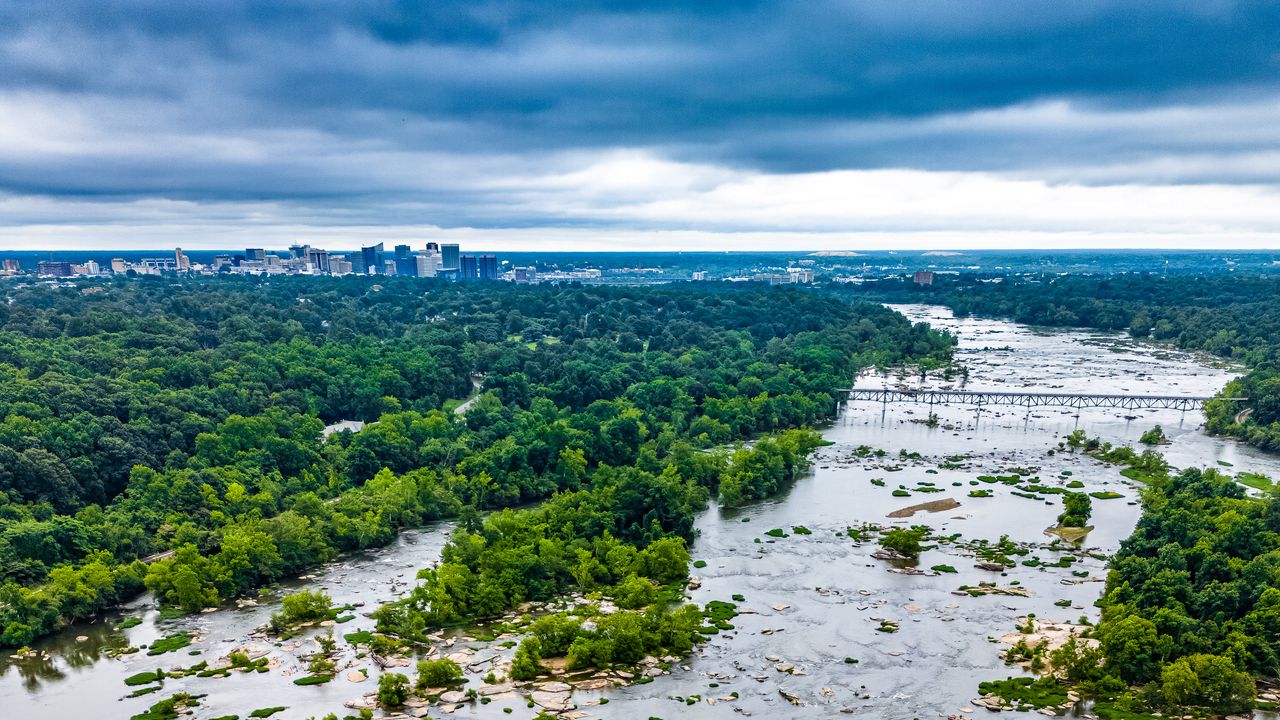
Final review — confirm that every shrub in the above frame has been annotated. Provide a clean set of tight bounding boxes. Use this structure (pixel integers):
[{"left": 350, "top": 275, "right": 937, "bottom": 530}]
[
  {"left": 377, "top": 672, "right": 410, "bottom": 707},
  {"left": 416, "top": 658, "right": 462, "bottom": 689}
]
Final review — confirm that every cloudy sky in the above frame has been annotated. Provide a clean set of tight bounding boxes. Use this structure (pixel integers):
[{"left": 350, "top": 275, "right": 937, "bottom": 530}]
[{"left": 2, "top": 1, "right": 1280, "bottom": 251}]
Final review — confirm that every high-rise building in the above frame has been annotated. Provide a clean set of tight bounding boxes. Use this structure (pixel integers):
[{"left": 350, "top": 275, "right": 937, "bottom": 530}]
[
  {"left": 1, "top": 259, "right": 19, "bottom": 274},
  {"left": 415, "top": 251, "right": 440, "bottom": 278},
  {"left": 37, "top": 260, "right": 73, "bottom": 277},
  {"left": 478, "top": 254, "right": 499, "bottom": 280},
  {"left": 394, "top": 244, "right": 416, "bottom": 277},
  {"left": 441, "top": 244, "right": 460, "bottom": 272},
  {"left": 246, "top": 248, "right": 266, "bottom": 262},
  {"left": 111, "top": 258, "right": 128, "bottom": 273},
  {"left": 175, "top": 248, "right": 190, "bottom": 271},
  {"left": 329, "top": 256, "right": 352, "bottom": 275},
  {"left": 361, "top": 243, "right": 385, "bottom": 274},
  {"left": 425, "top": 242, "right": 439, "bottom": 253},
  {"left": 307, "top": 248, "right": 330, "bottom": 273},
  {"left": 288, "top": 244, "right": 309, "bottom": 259},
  {"left": 513, "top": 267, "right": 537, "bottom": 284},
  {"left": 459, "top": 254, "right": 478, "bottom": 281},
  {"left": 913, "top": 270, "right": 935, "bottom": 286}
]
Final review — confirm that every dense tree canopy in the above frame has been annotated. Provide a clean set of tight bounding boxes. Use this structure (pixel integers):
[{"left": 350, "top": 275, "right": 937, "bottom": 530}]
[{"left": 0, "top": 276, "right": 952, "bottom": 646}]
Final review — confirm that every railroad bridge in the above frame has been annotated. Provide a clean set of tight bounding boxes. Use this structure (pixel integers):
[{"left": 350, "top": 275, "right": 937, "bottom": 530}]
[{"left": 846, "top": 387, "right": 1235, "bottom": 412}]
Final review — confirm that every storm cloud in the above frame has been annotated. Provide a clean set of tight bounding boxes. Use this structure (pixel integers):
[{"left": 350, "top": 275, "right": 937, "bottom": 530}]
[{"left": 1, "top": 1, "right": 1279, "bottom": 249}]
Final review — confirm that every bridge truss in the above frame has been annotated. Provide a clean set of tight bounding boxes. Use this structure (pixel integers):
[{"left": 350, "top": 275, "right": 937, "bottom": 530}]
[{"left": 847, "top": 387, "right": 1231, "bottom": 412}]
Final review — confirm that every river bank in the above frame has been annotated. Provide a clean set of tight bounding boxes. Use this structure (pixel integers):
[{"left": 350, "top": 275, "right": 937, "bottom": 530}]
[{"left": 5, "top": 304, "right": 1276, "bottom": 720}]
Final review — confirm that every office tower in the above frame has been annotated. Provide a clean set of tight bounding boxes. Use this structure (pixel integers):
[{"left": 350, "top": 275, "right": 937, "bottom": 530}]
[
  {"left": 1, "top": 259, "right": 19, "bottom": 274},
  {"left": 513, "top": 267, "right": 537, "bottom": 284},
  {"left": 246, "top": 248, "right": 266, "bottom": 262},
  {"left": 37, "top": 260, "right": 73, "bottom": 277},
  {"left": 415, "top": 251, "right": 440, "bottom": 278},
  {"left": 110, "top": 258, "right": 128, "bottom": 273},
  {"left": 459, "top": 254, "right": 478, "bottom": 281},
  {"left": 329, "top": 256, "right": 352, "bottom": 275},
  {"left": 175, "top": 248, "right": 190, "bottom": 271},
  {"left": 288, "top": 244, "right": 310, "bottom": 259},
  {"left": 307, "top": 248, "right": 330, "bottom": 273},
  {"left": 478, "top": 254, "right": 499, "bottom": 280},
  {"left": 213, "top": 255, "right": 231, "bottom": 270},
  {"left": 425, "top": 241, "right": 439, "bottom": 253},
  {"left": 81, "top": 260, "right": 101, "bottom": 275},
  {"left": 441, "top": 243, "right": 460, "bottom": 272},
  {"left": 394, "top": 244, "right": 416, "bottom": 277},
  {"left": 360, "top": 243, "right": 385, "bottom": 274}
]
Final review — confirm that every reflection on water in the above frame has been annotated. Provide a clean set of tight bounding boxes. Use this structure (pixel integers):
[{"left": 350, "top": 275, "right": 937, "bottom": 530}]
[{"left": 5, "top": 304, "right": 1273, "bottom": 720}]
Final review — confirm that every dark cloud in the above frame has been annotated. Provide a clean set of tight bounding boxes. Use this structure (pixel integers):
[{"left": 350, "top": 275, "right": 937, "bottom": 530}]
[{"left": 1, "top": 0, "right": 1279, "bottom": 240}]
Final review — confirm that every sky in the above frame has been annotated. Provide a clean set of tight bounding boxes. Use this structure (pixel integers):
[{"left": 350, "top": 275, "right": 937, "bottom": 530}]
[{"left": 2, "top": 1, "right": 1280, "bottom": 252}]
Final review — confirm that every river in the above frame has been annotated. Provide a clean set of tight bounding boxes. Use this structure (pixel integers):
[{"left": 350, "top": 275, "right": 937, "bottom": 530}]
[{"left": 5, "top": 304, "right": 1277, "bottom": 720}]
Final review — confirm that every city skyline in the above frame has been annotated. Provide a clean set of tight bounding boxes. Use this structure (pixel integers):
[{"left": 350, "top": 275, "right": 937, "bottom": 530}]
[{"left": 2, "top": 3, "right": 1280, "bottom": 251}]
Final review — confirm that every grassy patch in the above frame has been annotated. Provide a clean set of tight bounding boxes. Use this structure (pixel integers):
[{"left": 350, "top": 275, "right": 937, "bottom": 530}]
[
  {"left": 248, "top": 708, "right": 288, "bottom": 719},
  {"left": 146, "top": 632, "right": 193, "bottom": 656},
  {"left": 292, "top": 675, "right": 332, "bottom": 686},
  {"left": 930, "top": 564, "right": 958, "bottom": 573},
  {"left": 977, "top": 676, "right": 1069, "bottom": 710},
  {"left": 125, "top": 670, "right": 165, "bottom": 686}
]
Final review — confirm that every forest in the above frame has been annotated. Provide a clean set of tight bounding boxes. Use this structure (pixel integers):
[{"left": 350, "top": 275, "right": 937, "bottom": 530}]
[
  {"left": 854, "top": 274, "right": 1280, "bottom": 452},
  {"left": 0, "top": 275, "right": 952, "bottom": 646}
]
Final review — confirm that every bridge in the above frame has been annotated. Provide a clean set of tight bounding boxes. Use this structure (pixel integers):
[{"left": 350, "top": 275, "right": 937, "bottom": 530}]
[{"left": 847, "top": 387, "right": 1237, "bottom": 412}]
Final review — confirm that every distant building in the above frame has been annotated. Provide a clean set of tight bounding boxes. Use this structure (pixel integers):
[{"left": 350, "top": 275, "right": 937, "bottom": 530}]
[
  {"left": 394, "top": 244, "right": 416, "bottom": 277},
  {"left": 361, "top": 243, "right": 385, "bottom": 275},
  {"left": 752, "top": 273, "right": 800, "bottom": 285},
  {"left": 459, "top": 253, "right": 479, "bottom": 281},
  {"left": 72, "top": 260, "right": 101, "bottom": 275},
  {"left": 691, "top": 270, "right": 708, "bottom": 281},
  {"left": 110, "top": 258, "right": 128, "bottom": 274},
  {"left": 2, "top": 259, "right": 20, "bottom": 274},
  {"left": 175, "top": 248, "right": 190, "bottom": 271},
  {"left": 478, "top": 254, "right": 499, "bottom": 280},
  {"left": 415, "top": 250, "right": 440, "bottom": 278},
  {"left": 441, "top": 244, "right": 460, "bottom": 272},
  {"left": 913, "top": 270, "right": 935, "bottom": 286},
  {"left": 307, "top": 248, "right": 329, "bottom": 273},
  {"left": 37, "top": 260, "right": 73, "bottom": 277},
  {"left": 329, "top": 256, "right": 353, "bottom": 275},
  {"left": 788, "top": 268, "right": 814, "bottom": 283},
  {"left": 212, "top": 255, "right": 232, "bottom": 271},
  {"left": 513, "top": 267, "right": 538, "bottom": 284},
  {"left": 246, "top": 248, "right": 266, "bottom": 262}
]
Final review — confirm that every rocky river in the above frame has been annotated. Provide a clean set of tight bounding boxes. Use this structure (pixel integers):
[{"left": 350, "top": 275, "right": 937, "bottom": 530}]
[{"left": 5, "top": 304, "right": 1279, "bottom": 720}]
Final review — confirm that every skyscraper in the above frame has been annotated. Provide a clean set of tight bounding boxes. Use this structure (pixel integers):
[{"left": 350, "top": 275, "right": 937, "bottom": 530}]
[
  {"left": 307, "top": 248, "right": 330, "bottom": 273},
  {"left": 415, "top": 251, "right": 440, "bottom": 278},
  {"left": 394, "top": 244, "right": 416, "bottom": 277},
  {"left": 174, "top": 248, "right": 190, "bottom": 271},
  {"left": 361, "top": 243, "right": 385, "bottom": 274},
  {"left": 441, "top": 243, "right": 460, "bottom": 272},
  {"left": 246, "top": 248, "right": 266, "bottom": 262},
  {"left": 459, "top": 254, "right": 478, "bottom": 281},
  {"left": 478, "top": 254, "right": 499, "bottom": 280}
]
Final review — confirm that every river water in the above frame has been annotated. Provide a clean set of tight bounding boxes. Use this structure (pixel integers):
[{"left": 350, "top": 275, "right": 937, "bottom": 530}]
[{"left": 5, "top": 304, "right": 1278, "bottom": 720}]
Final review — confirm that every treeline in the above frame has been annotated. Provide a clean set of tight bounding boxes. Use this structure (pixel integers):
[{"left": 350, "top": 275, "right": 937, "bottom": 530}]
[
  {"left": 373, "top": 429, "right": 821, "bottom": 638},
  {"left": 0, "top": 277, "right": 952, "bottom": 646},
  {"left": 852, "top": 273, "right": 1280, "bottom": 453},
  {"left": 1066, "top": 467, "right": 1274, "bottom": 714}
]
